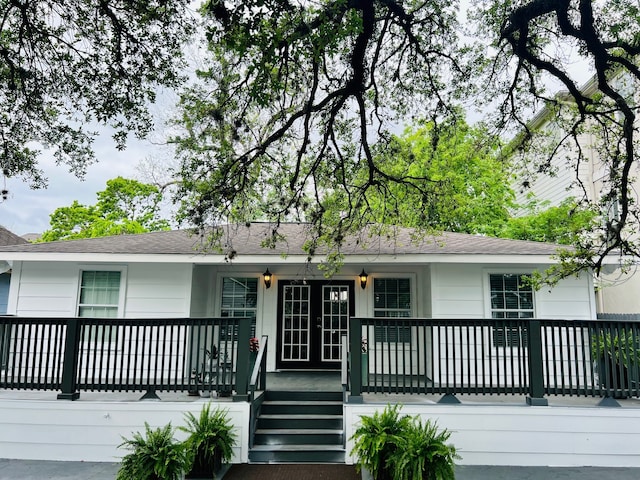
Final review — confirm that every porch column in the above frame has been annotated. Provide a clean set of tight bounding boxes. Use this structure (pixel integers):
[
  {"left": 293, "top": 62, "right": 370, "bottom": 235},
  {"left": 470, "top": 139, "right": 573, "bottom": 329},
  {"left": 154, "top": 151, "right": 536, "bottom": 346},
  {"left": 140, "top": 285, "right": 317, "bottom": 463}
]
[
  {"left": 57, "top": 318, "right": 81, "bottom": 400},
  {"left": 348, "top": 317, "right": 363, "bottom": 403},
  {"left": 526, "top": 319, "right": 548, "bottom": 406},
  {"left": 233, "top": 317, "right": 251, "bottom": 402}
]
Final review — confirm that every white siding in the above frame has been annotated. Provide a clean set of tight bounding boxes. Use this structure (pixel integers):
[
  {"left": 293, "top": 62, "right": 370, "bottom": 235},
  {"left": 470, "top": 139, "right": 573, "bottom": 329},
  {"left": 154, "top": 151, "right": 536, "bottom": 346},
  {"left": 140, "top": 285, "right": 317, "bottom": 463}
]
[
  {"left": 431, "top": 264, "right": 484, "bottom": 318},
  {"left": 345, "top": 403, "right": 640, "bottom": 467},
  {"left": 125, "top": 263, "right": 192, "bottom": 318},
  {"left": 12, "top": 261, "right": 193, "bottom": 318},
  {"left": 0, "top": 397, "right": 250, "bottom": 463}
]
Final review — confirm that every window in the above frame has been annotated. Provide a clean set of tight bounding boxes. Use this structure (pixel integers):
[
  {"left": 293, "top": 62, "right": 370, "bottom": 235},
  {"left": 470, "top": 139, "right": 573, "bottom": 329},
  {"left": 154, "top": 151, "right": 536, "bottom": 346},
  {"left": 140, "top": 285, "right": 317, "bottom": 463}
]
[
  {"left": 78, "top": 270, "right": 121, "bottom": 318},
  {"left": 220, "top": 277, "right": 258, "bottom": 338},
  {"left": 78, "top": 270, "right": 122, "bottom": 341},
  {"left": 373, "top": 278, "right": 412, "bottom": 343},
  {"left": 489, "top": 273, "right": 533, "bottom": 348}
]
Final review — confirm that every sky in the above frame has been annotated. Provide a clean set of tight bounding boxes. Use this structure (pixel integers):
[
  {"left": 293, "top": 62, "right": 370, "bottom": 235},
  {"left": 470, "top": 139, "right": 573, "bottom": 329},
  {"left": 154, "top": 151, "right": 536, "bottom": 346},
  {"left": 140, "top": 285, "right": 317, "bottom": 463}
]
[{"left": 0, "top": 129, "right": 177, "bottom": 237}]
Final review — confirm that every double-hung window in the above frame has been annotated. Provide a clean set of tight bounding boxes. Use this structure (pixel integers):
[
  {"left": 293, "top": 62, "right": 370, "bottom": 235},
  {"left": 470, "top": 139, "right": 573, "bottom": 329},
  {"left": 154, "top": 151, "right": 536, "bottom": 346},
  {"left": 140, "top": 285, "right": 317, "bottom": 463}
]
[
  {"left": 373, "top": 278, "right": 412, "bottom": 343},
  {"left": 78, "top": 270, "right": 122, "bottom": 341},
  {"left": 220, "top": 277, "right": 258, "bottom": 339},
  {"left": 489, "top": 273, "right": 533, "bottom": 348}
]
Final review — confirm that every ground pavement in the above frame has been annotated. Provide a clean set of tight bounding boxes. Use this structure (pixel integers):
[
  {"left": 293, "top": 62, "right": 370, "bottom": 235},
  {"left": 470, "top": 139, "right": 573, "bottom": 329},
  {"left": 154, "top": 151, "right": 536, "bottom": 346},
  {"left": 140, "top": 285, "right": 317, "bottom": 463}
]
[{"left": 1, "top": 460, "right": 640, "bottom": 480}]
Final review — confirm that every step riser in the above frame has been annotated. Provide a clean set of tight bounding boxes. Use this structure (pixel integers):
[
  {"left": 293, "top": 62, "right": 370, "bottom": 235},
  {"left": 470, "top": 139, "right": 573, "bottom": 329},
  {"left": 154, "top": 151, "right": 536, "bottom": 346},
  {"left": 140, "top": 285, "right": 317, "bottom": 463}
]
[
  {"left": 260, "top": 404, "right": 342, "bottom": 415},
  {"left": 257, "top": 418, "right": 343, "bottom": 429},
  {"left": 265, "top": 391, "right": 343, "bottom": 402},
  {"left": 254, "top": 433, "right": 344, "bottom": 445},
  {"left": 249, "top": 451, "right": 345, "bottom": 464}
]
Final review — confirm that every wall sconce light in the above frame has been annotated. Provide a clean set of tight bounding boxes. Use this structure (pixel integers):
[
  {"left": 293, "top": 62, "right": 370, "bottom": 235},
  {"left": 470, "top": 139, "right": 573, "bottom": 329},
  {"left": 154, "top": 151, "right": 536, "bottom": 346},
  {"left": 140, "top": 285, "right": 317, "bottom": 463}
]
[
  {"left": 359, "top": 269, "right": 368, "bottom": 289},
  {"left": 263, "top": 268, "right": 272, "bottom": 289}
]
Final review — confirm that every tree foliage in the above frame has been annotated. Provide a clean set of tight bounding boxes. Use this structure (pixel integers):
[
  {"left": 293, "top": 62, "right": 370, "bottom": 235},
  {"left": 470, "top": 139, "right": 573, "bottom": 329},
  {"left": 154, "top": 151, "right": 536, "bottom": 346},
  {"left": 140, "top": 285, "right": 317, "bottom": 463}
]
[
  {"left": 171, "top": 0, "right": 640, "bottom": 277},
  {"left": 0, "top": 0, "right": 194, "bottom": 187},
  {"left": 476, "top": 0, "right": 640, "bottom": 273},
  {"left": 350, "top": 116, "right": 515, "bottom": 236},
  {"left": 173, "top": 0, "right": 472, "bottom": 248},
  {"left": 500, "top": 198, "right": 598, "bottom": 245},
  {"left": 40, "top": 177, "right": 170, "bottom": 242}
]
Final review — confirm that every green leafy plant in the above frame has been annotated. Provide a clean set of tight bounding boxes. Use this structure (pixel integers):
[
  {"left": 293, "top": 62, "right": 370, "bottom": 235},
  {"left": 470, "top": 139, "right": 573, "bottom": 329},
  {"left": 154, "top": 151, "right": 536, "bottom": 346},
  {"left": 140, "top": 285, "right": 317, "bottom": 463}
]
[
  {"left": 116, "top": 422, "right": 188, "bottom": 480},
  {"left": 180, "top": 404, "right": 236, "bottom": 477},
  {"left": 351, "top": 404, "right": 459, "bottom": 480},
  {"left": 592, "top": 329, "right": 640, "bottom": 369},
  {"left": 388, "top": 418, "right": 459, "bottom": 480},
  {"left": 350, "top": 404, "right": 413, "bottom": 480}
]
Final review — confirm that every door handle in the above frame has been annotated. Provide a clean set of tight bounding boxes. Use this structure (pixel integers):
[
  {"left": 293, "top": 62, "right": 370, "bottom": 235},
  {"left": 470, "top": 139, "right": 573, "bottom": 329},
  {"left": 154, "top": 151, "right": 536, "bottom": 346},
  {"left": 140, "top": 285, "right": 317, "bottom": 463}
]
[{"left": 316, "top": 317, "right": 322, "bottom": 329}]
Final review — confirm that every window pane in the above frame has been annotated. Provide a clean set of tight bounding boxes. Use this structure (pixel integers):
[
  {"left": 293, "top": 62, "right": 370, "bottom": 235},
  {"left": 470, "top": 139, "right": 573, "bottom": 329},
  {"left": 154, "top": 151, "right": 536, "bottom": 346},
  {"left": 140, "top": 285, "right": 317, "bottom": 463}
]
[
  {"left": 221, "top": 277, "right": 258, "bottom": 337},
  {"left": 489, "top": 273, "right": 533, "bottom": 348},
  {"left": 373, "top": 278, "right": 411, "bottom": 341}
]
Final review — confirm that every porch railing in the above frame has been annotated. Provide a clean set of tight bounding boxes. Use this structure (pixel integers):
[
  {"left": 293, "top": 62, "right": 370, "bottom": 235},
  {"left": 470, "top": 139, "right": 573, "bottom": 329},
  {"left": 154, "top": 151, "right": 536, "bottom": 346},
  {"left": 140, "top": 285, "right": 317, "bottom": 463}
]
[
  {"left": 0, "top": 316, "right": 252, "bottom": 400},
  {"left": 348, "top": 317, "right": 640, "bottom": 404}
]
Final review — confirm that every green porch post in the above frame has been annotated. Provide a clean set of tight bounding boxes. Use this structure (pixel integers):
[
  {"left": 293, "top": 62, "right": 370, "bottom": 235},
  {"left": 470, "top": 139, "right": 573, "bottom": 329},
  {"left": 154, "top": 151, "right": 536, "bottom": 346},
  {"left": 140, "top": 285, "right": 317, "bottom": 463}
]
[
  {"left": 527, "top": 319, "right": 548, "bottom": 406},
  {"left": 57, "top": 318, "right": 81, "bottom": 400},
  {"left": 349, "top": 317, "right": 363, "bottom": 403},
  {"left": 234, "top": 317, "right": 251, "bottom": 402}
]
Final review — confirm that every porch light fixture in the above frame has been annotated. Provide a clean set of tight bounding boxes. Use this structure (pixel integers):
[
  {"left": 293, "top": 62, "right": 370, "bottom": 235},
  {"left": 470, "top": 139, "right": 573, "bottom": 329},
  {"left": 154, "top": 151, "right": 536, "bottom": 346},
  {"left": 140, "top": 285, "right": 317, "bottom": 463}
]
[
  {"left": 263, "top": 269, "right": 272, "bottom": 289},
  {"left": 359, "top": 269, "right": 368, "bottom": 289}
]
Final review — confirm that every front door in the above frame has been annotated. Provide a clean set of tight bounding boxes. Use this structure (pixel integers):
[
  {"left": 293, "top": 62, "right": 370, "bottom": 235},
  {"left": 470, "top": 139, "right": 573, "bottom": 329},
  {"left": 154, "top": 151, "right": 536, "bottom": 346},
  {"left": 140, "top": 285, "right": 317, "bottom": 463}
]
[{"left": 276, "top": 280, "right": 355, "bottom": 370}]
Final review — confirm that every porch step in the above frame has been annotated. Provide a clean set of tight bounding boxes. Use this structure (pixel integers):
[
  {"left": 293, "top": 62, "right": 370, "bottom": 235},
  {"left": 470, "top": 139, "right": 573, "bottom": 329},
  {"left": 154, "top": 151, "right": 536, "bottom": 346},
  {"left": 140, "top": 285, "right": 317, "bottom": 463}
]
[{"left": 249, "top": 390, "right": 345, "bottom": 464}]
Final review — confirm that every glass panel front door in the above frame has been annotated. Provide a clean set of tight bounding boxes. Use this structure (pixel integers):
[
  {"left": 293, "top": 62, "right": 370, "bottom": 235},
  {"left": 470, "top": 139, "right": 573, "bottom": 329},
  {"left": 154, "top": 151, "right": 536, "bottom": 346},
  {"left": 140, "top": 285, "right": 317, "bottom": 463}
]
[{"left": 277, "top": 280, "right": 354, "bottom": 369}]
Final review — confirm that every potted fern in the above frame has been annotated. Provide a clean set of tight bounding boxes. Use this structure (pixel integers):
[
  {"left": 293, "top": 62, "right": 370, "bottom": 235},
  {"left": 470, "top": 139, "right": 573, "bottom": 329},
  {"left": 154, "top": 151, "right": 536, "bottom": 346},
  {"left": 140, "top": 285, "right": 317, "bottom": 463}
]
[
  {"left": 388, "top": 418, "right": 459, "bottom": 480},
  {"left": 350, "top": 404, "right": 412, "bottom": 480},
  {"left": 351, "top": 404, "right": 459, "bottom": 480},
  {"left": 180, "top": 403, "right": 237, "bottom": 479},
  {"left": 116, "top": 422, "right": 188, "bottom": 480}
]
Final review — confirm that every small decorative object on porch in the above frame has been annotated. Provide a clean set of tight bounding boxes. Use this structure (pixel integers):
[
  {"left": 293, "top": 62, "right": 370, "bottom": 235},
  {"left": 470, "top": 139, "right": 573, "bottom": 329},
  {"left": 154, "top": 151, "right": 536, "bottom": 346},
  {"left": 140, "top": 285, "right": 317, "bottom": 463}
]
[
  {"left": 116, "top": 422, "right": 188, "bottom": 480},
  {"left": 180, "top": 403, "right": 237, "bottom": 479},
  {"left": 250, "top": 337, "right": 260, "bottom": 353},
  {"left": 361, "top": 337, "right": 369, "bottom": 385},
  {"left": 350, "top": 404, "right": 459, "bottom": 480}
]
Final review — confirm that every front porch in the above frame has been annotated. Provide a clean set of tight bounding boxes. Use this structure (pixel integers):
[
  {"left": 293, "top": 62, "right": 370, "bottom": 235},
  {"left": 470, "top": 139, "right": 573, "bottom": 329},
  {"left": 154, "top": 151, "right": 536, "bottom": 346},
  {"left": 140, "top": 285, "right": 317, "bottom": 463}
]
[{"left": 2, "top": 316, "right": 640, "bottom": 467}]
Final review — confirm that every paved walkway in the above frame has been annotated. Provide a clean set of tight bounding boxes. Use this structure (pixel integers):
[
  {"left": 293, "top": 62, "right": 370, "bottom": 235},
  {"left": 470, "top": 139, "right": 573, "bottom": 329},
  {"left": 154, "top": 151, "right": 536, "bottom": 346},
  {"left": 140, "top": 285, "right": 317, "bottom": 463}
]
[{"left": 1, "top": 460, "right": 640, "bottom": 480}]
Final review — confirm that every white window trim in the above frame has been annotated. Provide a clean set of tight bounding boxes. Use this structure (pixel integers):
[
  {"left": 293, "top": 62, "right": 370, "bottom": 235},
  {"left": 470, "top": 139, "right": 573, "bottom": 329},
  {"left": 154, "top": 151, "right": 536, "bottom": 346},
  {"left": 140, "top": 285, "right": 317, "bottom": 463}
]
[
  {"left": 369, "top": 273, "right": 417, "bottom": 318},
  {"left": 482, "top": 268, "right": 537, "bottom": 320},
  {"left": 76, "top": 265, "right": 127, "bottom": 318},
  {"left": 214, "top": 273, "right": 262, "bottom": 314},
  {"left": 483, "top": 269, "right": 536, "bottom": 349}
]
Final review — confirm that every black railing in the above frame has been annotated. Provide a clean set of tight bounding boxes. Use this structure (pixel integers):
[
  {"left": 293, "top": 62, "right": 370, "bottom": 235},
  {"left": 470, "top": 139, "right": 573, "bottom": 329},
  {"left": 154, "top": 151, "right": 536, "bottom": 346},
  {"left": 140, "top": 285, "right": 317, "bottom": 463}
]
[
  {"left": 349, "top": 317, "right": 640, "bottom": 403},
  {"left": 0, "top": 317, "right": 252, "bottom": 400}
]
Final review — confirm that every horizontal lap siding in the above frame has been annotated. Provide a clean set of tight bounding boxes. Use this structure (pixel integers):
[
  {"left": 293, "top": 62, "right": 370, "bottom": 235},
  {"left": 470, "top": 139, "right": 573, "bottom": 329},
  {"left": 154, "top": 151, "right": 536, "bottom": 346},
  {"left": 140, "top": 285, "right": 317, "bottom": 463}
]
[
  {"left": 13, "top": 262, "right": 193, "bottom": 318},
  {"left": 124, "top": 264, "right": 192, "bottom": 318}
]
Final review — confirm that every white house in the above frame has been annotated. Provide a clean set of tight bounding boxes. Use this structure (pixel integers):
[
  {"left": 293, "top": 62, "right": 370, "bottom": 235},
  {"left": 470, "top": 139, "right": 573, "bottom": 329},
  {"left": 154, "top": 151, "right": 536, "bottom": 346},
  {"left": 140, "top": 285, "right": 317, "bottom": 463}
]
[
  {"left": 0, "top": 222, "right": 597, "bottom": 373},
  {"left": 4, "top": 223, "right": 640, "bottom": 468}
]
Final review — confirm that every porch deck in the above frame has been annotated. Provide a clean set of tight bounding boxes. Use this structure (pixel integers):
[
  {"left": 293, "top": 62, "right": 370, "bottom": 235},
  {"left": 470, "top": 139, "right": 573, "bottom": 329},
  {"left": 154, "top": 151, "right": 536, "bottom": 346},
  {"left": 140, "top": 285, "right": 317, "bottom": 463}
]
[{"left": 2, "top": 370, "right": 639, "bottom": 409}]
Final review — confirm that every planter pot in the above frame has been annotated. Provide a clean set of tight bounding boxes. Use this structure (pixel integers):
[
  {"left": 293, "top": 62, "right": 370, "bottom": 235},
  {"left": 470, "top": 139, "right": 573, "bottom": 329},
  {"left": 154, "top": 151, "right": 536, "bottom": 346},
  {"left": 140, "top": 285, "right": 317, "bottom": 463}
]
[{"left": 185, "top": 451, "right": 221, "bottom": 479}]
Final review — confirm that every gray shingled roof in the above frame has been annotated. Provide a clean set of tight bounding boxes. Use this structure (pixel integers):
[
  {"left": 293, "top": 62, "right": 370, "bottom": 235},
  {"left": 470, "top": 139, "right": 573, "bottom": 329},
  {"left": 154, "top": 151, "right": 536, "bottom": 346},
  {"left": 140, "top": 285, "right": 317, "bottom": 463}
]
[
  {"left": 0, "top": 223, "right": 564, "bottom": 257},
  {"left": 0, "top": 226, "right": 29, "bottom": 246}
]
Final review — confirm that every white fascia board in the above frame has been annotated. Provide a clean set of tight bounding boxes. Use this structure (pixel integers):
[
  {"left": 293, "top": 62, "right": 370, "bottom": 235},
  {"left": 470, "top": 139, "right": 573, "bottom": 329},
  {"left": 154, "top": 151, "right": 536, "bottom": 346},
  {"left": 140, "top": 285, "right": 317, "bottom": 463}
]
[{"left": 0, "top": 252, "right": 561, "bottom": 266}]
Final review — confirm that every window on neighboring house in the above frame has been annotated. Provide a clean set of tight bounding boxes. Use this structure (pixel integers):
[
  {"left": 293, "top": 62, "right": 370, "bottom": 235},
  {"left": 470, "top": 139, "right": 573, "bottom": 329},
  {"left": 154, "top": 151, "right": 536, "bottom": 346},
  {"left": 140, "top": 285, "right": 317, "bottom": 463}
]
[
  {"left": 373, "top": 278, "right": 412, "bottom": 343},
  {"left": 78, "top": 270, "right": 122, "bottom": 341},
  {"left": 489, "top": 273, "right": 533, "bottom": 348},
  {"left": 220, "top": 277, "right": 258, "bottom": 339}
]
